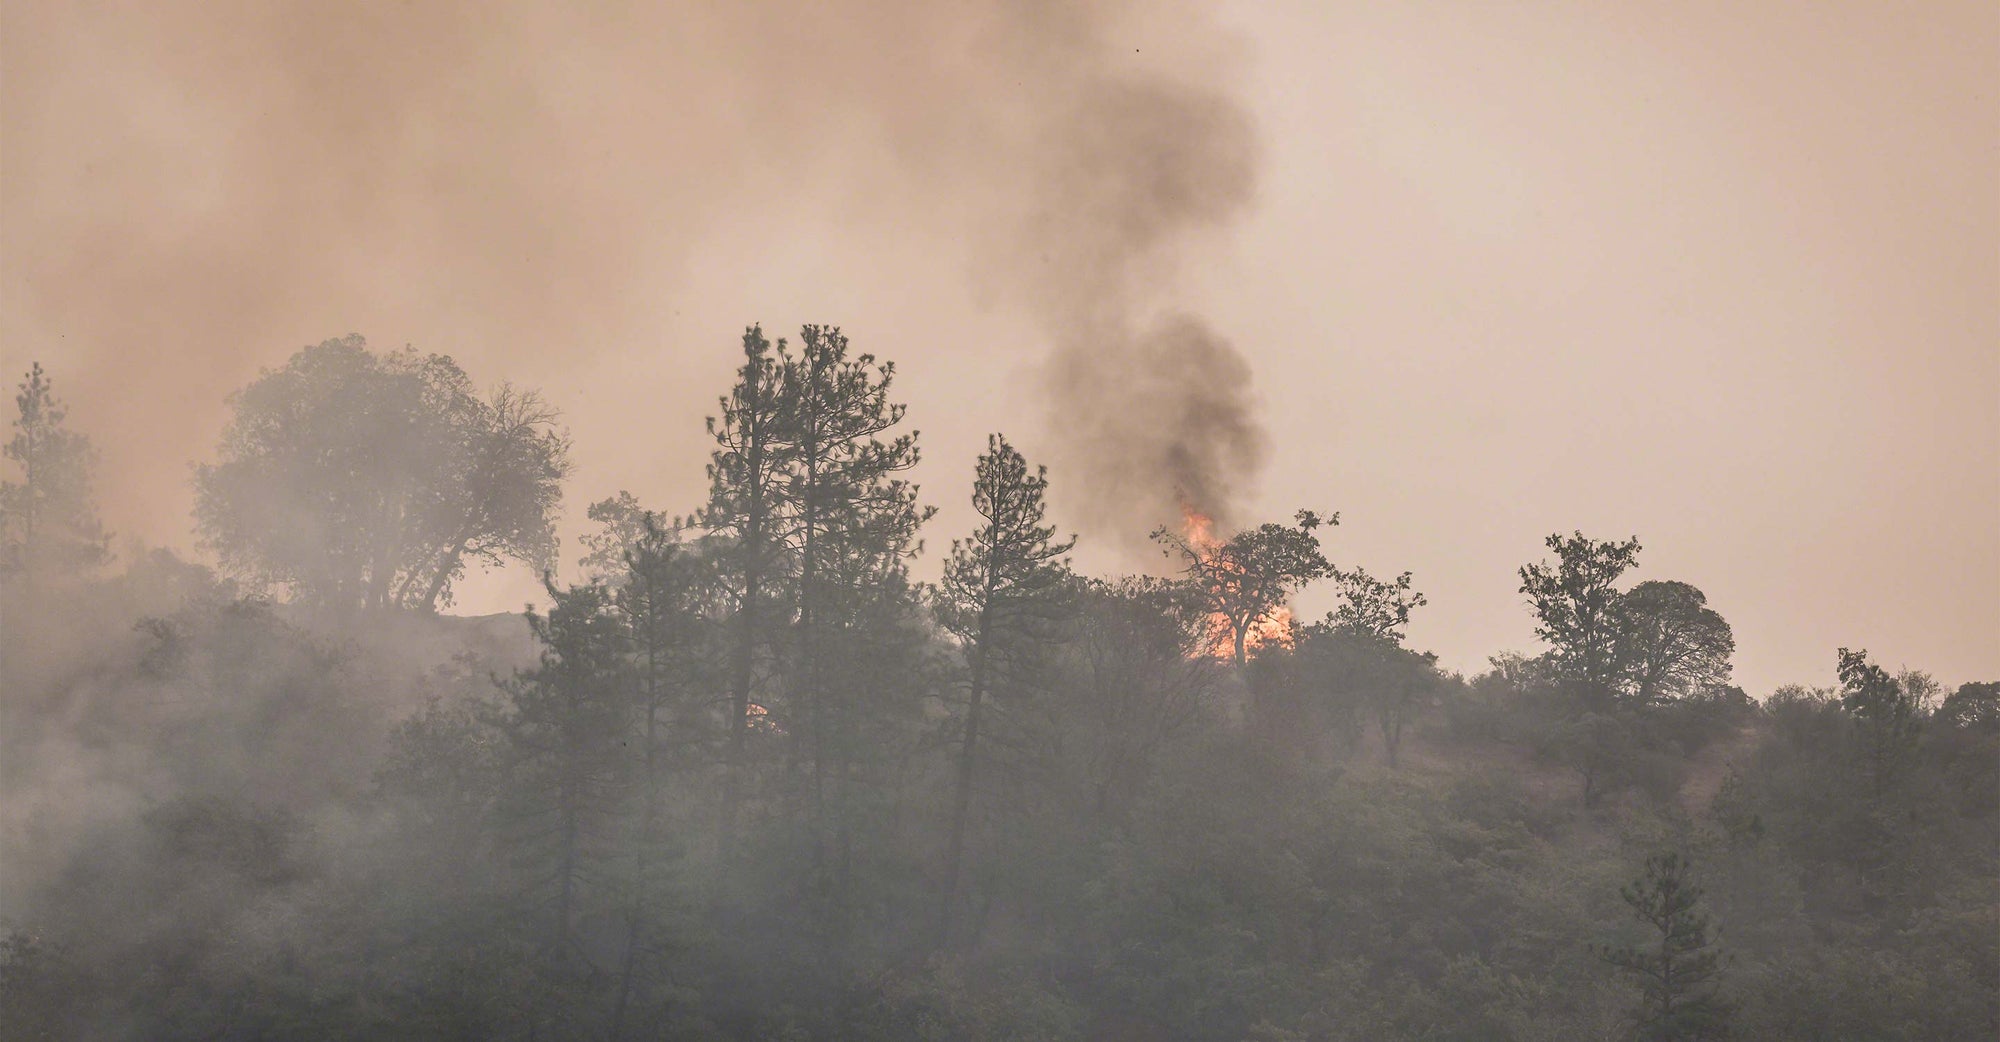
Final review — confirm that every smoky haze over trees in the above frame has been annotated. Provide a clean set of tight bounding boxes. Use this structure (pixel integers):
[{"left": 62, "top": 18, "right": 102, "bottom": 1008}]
[
  {"left": 2, "top": 333, "right": 1994, "bottom": 1041},
  {"left": 5, "top": 0, "right": 1994, "bottom": 711},
  {"left": 193, "top": 337, "right": 571, "bottom": 618},
  {"left": 0, "top": 0, "right": 1273, "bottom": 549},
  {"left": 932, "top": 433, "right": 1076, "bottom": 947},
  {"left": 1, "top": 363, "right": 108, "bottom": 582}
]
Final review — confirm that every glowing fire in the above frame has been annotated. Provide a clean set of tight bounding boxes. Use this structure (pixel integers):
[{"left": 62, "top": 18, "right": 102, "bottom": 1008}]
[{"left": 1180, "top": 504, "right": 1294, "bottom": 661}]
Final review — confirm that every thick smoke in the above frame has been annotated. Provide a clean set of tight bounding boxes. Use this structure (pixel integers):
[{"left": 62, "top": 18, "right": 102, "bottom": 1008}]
[
  {"left": 1010, "top": 76, "right": 1267, "bottom": 531},
  {"left": 1046, "top": 315, "right": 1263, "bottom": 528},
  {"left": 1, "top": 0, "right": 1264, "bottom": 542}
]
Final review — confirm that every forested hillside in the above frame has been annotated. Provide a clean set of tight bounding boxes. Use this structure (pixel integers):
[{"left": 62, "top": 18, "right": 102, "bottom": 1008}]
[{"left": 2, "top": 338, "right": 1994, "bottom": 1041}]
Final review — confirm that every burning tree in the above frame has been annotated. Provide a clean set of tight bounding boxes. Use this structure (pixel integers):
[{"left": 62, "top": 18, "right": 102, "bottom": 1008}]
[{"left": 1152, "top": 507, "right": 1334, "bottom": 666}]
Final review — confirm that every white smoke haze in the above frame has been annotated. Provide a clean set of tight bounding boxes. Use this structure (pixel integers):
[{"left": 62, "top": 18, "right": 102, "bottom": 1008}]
[
  {"left": 2, "top": 0, "right": 1269, "bottom": 550},
  {"left": 2, "top": 3, "right": 1280, "bottom": 988},
  {"left": 1, "top": 3, "right": 1996, "bottom": 1039},
  {"left": 5, "top": 0, "right": 1994, "bottom": 697}
]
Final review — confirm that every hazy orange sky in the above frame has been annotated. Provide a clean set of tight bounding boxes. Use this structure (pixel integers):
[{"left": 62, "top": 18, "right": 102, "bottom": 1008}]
[{"left": 3, "top": 1, "right": 1993, "bottom": 694}]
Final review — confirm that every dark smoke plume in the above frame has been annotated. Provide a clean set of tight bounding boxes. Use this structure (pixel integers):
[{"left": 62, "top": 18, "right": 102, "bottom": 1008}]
[
  {"left": 1007, "top": 74, "right": 1267, "bottom": 533},
  {"left": 1045, "top": 315, "right": 1263, "bottom": 530},
  {"left": 1, "top": 0, "right": 1265, "bottom": 543}
]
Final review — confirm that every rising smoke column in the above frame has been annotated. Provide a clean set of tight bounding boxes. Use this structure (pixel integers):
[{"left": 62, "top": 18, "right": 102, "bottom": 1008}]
[
  {"left": 1, "top": 1, "right": 1267, "bottom": 544},
  {"left": 1006, "top": 64, "right": 1267, "bottom": 536}
]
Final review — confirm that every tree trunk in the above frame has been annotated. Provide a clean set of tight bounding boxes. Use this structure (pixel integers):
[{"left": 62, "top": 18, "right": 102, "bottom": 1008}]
[
  {"left": 556, "top": 781, "right": 579, "bottom": 952},
  {"left": 939, "top": 637, "right": 989, "bottom": 947},
  {"left": 719, "top": 562, "right": 758, "bottom": 863},
  {"left": 365, "top": 493, "right": 408, "bottom": 614},
  {"left": 609, "top": 918, "right": 638, "bottom": 1041},
  {"left": 610, "top": 647, "right": 662, "bottom": 1042},
  {"left": 800, "top": 442, "right": 826, "bottom": 886},
  {"left": 390, "top": 544, "right": 442, "bottom": 607},
  {"left": 718, "top": 394, "right": 767, "bottom": 865},
  {"left": 419, "top": 536, "right": 470, "bottom": 614}
]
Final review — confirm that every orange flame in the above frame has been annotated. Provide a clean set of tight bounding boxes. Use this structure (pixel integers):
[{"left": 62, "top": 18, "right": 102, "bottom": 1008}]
[
  {"left": 1182, "top": 504, "right": 1218, "bottom": 551},
  {"left": 1180, "top": 504, "right": 1294, "bottom": 661}
]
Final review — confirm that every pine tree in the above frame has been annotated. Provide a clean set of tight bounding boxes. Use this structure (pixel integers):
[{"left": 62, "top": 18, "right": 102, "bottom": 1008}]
[
  {"left": 701, "top": 326, "right": 790, "bottom": 860},
  {"left": 1, "top": 362, "right": 109, "bottom": 581},
  {"left": 767, "top": 324, "right": 932, "bottom": 890},
  {"left": 933, "top": 434, "right": 1075, "bottom": 946},
  {"left": 1597, "top": 851, "right": 1733, "bottom": 1040},
  {"left": 495, "top": 580, "right": 632, "bottom": 956},
  {"left": 606, "top": 514, "right": 713, "bottom": 1039}
]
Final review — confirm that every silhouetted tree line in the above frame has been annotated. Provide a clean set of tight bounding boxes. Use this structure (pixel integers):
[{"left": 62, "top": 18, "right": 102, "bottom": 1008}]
[{"left": 1, "top": 338, "right": 1994, "bottom": 1041}]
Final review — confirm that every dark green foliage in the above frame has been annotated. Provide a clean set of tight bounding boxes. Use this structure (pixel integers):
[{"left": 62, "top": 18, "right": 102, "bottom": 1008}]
[
  {"left": 1520, "top": 540, "right": 1738, "bottom": 715},
  {"left": 764, "top": 324, "right": 935, "bottom": 912},
  {"left": 1292, "top": 628, "right": 1440, "bottom": 768},
  {"left": 1936, "top": 680, "right": 2000, "bottom": 732},
  {"left": 933, "top": 435, "right": 1076, "bottom": 651},
  {"left": 1708, "top": 768, "right": 1765, "bottom": 848},
  {"left": 701, "top": 325, "right": 789, "bottom": 861},
  {"left": 1519, "top": 531, "right": 1642, "bottom": 707},
  {"left": 576, "top": 490, "right": 659, "bottom": 581},
  {"left": 1541, "top": 708, "right": 1638, "bottom": 808},
  {"left": 1597, "top": 852, "right": 1732, "bottom": 1040},
  {"left": 1318, "top": 566, "right": 1426, "bottom": 645},
  {"left": 1838, "top": 647, "right": 1922, "bottom": 795},
  {"left": 495, "top": 580, "right": 633, "bottom": 954},
  {"left": 1296, "top": 569, "right": 1437, "bottom": 767},
  {"left": 1932, "top": 681, "right": 2000, "bottom": 817},
  {"left": 1618, "top": 581, "right": 1735, "bottom": 705},
  {"left": 4, "top": 329, "right": 1992, "bottom": 1042}
]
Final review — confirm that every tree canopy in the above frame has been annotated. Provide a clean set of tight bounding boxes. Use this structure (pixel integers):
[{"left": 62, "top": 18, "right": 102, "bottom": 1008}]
[
  {"left": 193, "top": 337, "right": 570, "bottom": 617},
  {"left": 1319, "top": 566, "right": 1427, "bottom": 645},
  {"left": 1, "top": 362, "right": 109, "bottom": 580},
  {"left": 3, "top": 324, "right": 1992, "bottom": 1042},
  {"left": 1521, "top": 534, "right": 1738, "bottom": 711},
  {"left": 1520, "top": 531, "right": 1642, "bottom": 706},
  {"left": 1617, "top": 580, "right": 1735, "bottom": 704},
  {"left": 1596, "top": 851, "right": 1732, "bottom": 1040},
  {"left": 1154, "top": 508, "right": 1334, "bottom": 666}
]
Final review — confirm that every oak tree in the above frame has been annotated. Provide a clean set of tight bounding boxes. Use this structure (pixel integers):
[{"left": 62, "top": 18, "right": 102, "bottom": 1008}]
[
  {"left": 1154, "top": 509, "right": 1334, "bottom": 666},
  {"left": 1320, "top": 566, "right": 1427, "bottom": 645},
  {"left": 194, "top": 337, "right": 569, "bottom": 617},
  {"left": 1520, "top": 531, "right": 1642, "bottom": 709},
  {"left": 1616, "top": 580, "right": 1735, "bottom": 705}
]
